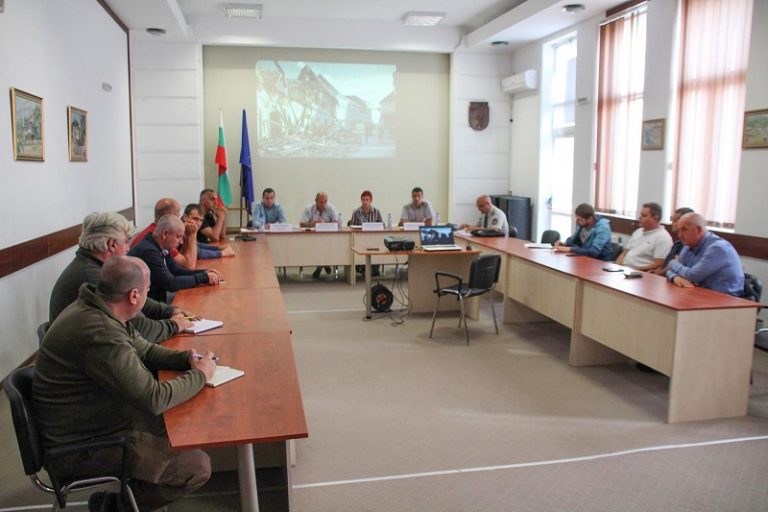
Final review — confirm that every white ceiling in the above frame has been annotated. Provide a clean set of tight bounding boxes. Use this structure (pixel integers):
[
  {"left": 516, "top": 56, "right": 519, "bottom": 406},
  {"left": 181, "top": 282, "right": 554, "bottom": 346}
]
[{"left": 104, "top": 0, "right": 621, "bottom": 52}]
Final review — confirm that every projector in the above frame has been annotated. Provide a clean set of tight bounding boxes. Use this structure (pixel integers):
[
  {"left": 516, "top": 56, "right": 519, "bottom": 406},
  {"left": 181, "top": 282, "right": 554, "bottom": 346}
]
[{"left": 384, "top": 236, "right": 415, "bottom": 252}]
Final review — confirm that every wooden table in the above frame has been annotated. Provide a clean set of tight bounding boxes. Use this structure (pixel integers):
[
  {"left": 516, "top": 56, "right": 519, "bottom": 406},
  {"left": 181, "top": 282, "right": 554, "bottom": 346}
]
[
  {"left": 162, "top": 240, "right": 307, "bottom": 511},
  {"left": 456, "top": 234, "right": 760, "bottom": 423},
  {"left": 352, "top": 247, "right": 480, "bottom": 320}
]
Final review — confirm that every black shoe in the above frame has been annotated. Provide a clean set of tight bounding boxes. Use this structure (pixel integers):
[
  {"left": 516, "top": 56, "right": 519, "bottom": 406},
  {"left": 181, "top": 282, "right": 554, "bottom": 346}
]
[
  {"left": 324, "top": 266, "right": 333, "bottom": 275},
  {"left": 372, "top": 266, "right": 381, "bottom": 277},
  {"left": 635, "top": 362, "right": 661, "bottom": 374},
  {"left": 312, "top": 267, "right": 322, "bottom": 279},
  {"left": 88, "top": 492, "right": 118, "bottom": 512}
]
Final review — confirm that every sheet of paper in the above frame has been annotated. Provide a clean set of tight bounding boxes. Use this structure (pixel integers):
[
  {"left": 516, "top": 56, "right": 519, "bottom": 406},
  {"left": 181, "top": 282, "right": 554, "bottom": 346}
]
[
  {"left": 184, "top": 319, "right": 223, "bottom": 334},
  {"left": 205, "top": 366, "right": 245, "bottom": 387}
]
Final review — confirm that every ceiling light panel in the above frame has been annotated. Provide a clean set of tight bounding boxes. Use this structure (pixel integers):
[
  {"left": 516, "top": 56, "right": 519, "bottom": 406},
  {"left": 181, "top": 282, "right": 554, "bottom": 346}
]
[
  {"left": 224, "top": 3, "right": 263, "bottom": 18},
  {"left": 402, "top": 11, "right": 445, "bottom": 26}
]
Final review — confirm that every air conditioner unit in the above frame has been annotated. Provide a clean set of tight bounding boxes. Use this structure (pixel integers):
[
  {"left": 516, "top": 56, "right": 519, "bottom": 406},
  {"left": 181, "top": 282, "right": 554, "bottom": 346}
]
[{"left": 501, "top": 69, "right": 537, "bottom": 95}]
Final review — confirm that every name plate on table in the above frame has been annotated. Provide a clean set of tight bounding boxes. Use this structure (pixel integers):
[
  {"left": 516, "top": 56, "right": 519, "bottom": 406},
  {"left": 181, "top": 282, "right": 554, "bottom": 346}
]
[
  {"left": 403, "top": 222, "right": 424, "bottom": 231},
  {"left": 362, "top": 222, "right": 384, "bottom": 231},
  {"left": 315, "top": 222, "right": 339, "bottom": 232},
  {"left": 269, "top": 223, "right": 294, "bottom": 232}
]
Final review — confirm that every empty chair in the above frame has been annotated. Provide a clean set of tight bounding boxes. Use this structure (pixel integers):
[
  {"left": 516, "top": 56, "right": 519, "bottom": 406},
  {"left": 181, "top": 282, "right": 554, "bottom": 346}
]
[
  {"left": 744, "top": 273, "right": 768, "bottom": 351},
  {"left": 3, "top": 366, "right": 139, "bottom": 512},
  {"left": 36, "top": 321, "right": 50, "bottom": 346},
  {"left": 508, "top": 225, "right": 518, "bottom": 239},
  {"left": 540, "top": 230, "right": 560, "bottom": 245},
  {"left": 429, "top": 253, "right": 502, "bottom": 345},
  {"left": 610, "top": 242, "right": 623, "bottom": 262}
]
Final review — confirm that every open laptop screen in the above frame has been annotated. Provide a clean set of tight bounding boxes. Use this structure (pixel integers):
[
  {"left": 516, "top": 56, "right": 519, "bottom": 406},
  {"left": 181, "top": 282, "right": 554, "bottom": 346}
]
[{"left": 419, "top": 226, "right": 455, "bottom": 246}]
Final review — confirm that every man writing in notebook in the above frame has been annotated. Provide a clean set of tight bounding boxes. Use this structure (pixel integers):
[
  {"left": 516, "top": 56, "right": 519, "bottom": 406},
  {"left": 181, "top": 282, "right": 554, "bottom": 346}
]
[{"left": 34, "top": 256, "right": 216, "bottom": 512}]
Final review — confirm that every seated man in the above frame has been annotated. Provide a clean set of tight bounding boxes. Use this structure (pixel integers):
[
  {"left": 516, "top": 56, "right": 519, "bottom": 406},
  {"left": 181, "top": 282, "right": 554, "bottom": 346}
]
[
  {"left": 197, "top": 188, "right": 228, "bottom": 243},
  {"left": 300, "top": 192, "right": 338, "bottom": 279},
  {"left": 129, "top": 215, "right": 221, "bottom": 303},
  {"left": 34, "top": 256, "right": 215, "bottom": 512},
  {"left": 253, "top": 187, "right": 287, "bottom": 229},
  {"left": 652, "top": 207, "right": 694, "bottom": 275},
  {"left": 49, "top": 212, "right": 191, "bottom": 343},
  {"left": 399, "top": 186, "right": 434, "bottom": 226},
  {"left": 461, "top": 194, "right": 509, "bottom": 234},
  {"left": 131, "top": 197, "right": 200, "bottom": 270},
  {"left": 553, "top": 203, "right": 613, "bottom": 260},
  {"left": 666, "top": 212, "right": 744, "bottom": 296},
  {"left": 616, "top": 202, "right": 672, "bottom": 271},
  {"left": 182, "top": 204, "right": 235, "bottom": 263}
]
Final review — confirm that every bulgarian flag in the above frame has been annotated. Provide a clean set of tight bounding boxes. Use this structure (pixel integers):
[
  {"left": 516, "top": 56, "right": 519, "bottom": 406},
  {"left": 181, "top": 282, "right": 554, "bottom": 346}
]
[{"left": 215, "top": 110, "right": 233, "bottom": 207}]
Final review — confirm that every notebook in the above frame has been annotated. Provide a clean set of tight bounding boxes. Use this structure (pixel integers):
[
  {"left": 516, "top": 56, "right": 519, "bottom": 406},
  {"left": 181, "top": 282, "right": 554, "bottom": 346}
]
[
  {"left": 205, "top": 366, "right": 245, "bottom": 387},
  {"left": 419, "top": 225, "right": 462, "bottom": 251},
  {"left": 184, "top": 319, "right": 223, "bottom": 334}
]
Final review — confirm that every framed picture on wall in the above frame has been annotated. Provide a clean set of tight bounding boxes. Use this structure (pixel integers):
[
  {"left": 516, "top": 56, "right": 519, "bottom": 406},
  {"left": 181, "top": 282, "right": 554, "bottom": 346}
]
[
  {"left": 67, "top": 106, "right": 88, "bottom": 161},
  {"left": 10, "top": 88, "right": 44, "bottom": 161},
  {"left": 641, "top": 119, "right": 665, "bottom": 150},
  {"left": 742, "top": 109, "right": 768, "bottom": 149}
]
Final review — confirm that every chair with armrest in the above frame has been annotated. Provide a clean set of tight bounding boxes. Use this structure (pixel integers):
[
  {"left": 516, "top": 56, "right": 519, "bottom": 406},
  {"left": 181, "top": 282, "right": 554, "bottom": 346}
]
[
  {"left": 744, "top": 273, "right": 768, "bottom": 351},
  {"left": 610, "top": 242, "right": 623, "bottom": 262},
  {"left": 429, "top": 253, "right": 502, "bottom": 345},
  {"left": 540, "top": 230, "right": 560, "bottom": 245},
  {"left": 3, "top": 366, "right": 139, "bottom": 511}
]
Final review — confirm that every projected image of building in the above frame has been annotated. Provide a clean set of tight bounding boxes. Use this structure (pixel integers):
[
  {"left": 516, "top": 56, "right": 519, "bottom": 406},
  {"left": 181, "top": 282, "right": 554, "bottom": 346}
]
[{"left": 255, "top": 60, "right": 395, "bottom": 158}]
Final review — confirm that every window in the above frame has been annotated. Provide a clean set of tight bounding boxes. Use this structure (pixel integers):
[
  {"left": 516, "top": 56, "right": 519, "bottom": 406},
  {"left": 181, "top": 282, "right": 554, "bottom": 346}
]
[
  {"left": 672, "top": 0, "right": 753, "bottom": 229},
  {"left": 540, "top": 35, "right": 577, "bottom": 239},
  {"left": 594, "top": 5, "right": 647, "bottom": 219}
]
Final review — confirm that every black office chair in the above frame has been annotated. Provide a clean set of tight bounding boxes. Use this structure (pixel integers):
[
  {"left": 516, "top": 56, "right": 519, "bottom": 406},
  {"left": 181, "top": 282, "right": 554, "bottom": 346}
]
[
  {"left": 540, "top": 230, "right": 560, "bottom": 245},
  {"left": 610, "top": 242, "right": 623, "bottom": 262},
  {"left": 429, "top": 254, "right": 502, "bottom": 345},
  {"left": 36, "top": 321, "right": 50, "bottom": 346},
  {"left": 3, "top": 366, "right": 140, "bottom": 511},
  {"left": 508, "top": 225, "right": 518, "bottom": 239},
  {"left": 744, "top": 273, "right": 768, "bottom": 351}
]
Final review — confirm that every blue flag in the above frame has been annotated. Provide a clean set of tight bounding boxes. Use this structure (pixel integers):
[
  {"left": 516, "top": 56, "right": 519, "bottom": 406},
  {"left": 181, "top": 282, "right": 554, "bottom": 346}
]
[{"left": 239, "top": 109, "right": 254, "bottom": 217}]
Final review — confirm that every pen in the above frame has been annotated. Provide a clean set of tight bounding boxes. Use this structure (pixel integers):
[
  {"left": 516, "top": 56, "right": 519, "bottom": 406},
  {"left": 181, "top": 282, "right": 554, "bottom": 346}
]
[{"left": 192, "top": 354, "right": 220, "bottom": 361}]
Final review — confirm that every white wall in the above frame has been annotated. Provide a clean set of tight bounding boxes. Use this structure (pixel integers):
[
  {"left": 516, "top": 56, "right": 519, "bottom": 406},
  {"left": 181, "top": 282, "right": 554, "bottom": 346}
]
[
  {"left": 449, "top": 50, "right": 514, "bottom": 224},
  {"left": 131, "top": 41, "right": 205, "bottom": 227},
  {"left": 0, "top": 0, "right": 132, "bottom": 377}
]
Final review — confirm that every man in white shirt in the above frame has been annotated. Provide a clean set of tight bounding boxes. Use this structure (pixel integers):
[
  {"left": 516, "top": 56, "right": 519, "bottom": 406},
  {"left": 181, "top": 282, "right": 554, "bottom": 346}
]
[
  {"left": 616, "top": 202, "right": 673, "bottom": 271},
  {"left": 399, "top": 187, "right": 435, "bottom": 226},
  {"left": 461, "top": 195, "right": 509, "bottom": 234}
]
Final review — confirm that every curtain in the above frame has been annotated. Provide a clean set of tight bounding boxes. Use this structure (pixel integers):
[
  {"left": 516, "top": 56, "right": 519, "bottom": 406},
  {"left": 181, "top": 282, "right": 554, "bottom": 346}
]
[
  {"left": 595, "top": 8, "right": 647, "bottom": 217},
  {"left": 673, "top": 0, "right": 753, "bottom": 228}
]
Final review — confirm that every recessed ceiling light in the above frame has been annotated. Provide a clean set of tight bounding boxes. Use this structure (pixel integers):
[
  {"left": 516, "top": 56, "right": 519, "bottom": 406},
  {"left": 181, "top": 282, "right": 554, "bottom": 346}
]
[
  {"left": 402, "top": 11, "right": 445, "bottom": 26},
  {"left": 224, "top": 3, "right": 263, "bottom": 18},
  {"left": 146, "top": 28, "right": 166, "bottom": 36},
  {"left": 562, "top": 4, "right": 586, "bottom": 13},
  {"left": 491, "top": 41, "right": 509, "bottom": 47}
]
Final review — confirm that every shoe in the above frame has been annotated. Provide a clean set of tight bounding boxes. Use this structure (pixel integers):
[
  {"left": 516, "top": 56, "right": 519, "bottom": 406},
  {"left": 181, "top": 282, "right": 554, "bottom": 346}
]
[
  {"left": 88, "top": 492, "right": 118, "bottom": 512},
  {"left": 312, "top": 267, "right": 322, "bottom": 279},
  {"left": 372, "top": 266, "right": 381, "bottom": 277},
  {"left": 324, "top": 266, "right": 333, "bottom": 275},
  {"left": 635, "top": 362, "right": 661, "bottom": 374}
]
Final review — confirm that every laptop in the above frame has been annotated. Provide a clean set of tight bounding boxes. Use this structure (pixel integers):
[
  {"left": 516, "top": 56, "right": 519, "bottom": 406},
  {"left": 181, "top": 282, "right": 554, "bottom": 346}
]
[{"left": 419, "top": 225, "right": 462, "bottom": 251}]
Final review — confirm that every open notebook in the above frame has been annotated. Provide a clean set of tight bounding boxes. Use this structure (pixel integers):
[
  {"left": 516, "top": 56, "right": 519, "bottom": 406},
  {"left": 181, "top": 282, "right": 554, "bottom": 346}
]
[
  {"left": 206, "top": 366, "right": 245, "bottom": 387},
  {"left": 184, "top": 319, "right": 223, "bottom": 334}
]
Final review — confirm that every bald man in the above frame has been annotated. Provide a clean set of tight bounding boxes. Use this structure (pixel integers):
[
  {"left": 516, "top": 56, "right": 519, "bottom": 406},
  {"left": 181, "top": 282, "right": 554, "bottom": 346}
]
[
  {"left": 34, "top": 256, "right": 214, "bottom": 511},
  {"left": 666, "top": 212, "right": 744, "bottom": 296},
  {"left": 461, "top": 195, "right": 509, "bottom": 234},
  {"left": 129, "top": 215, "right": 221, "bottom": 303},
  {"left": 300, "top": 192, "right": 338, "bottom": 228}
]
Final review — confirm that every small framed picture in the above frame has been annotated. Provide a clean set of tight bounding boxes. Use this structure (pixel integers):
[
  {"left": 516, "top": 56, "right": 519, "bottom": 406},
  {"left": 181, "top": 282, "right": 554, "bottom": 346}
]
[
  {"left": 641, "top": 118, "right": 665, "bottom": 150},
  {"left": 10, "top": 88, "right": 44, "bottom": 161},
  {"left": 742, "top": 109, "right": 768, "bottom": 149},
  {"left": 67, "top": 106, "right": 88, "bottom": 161}
]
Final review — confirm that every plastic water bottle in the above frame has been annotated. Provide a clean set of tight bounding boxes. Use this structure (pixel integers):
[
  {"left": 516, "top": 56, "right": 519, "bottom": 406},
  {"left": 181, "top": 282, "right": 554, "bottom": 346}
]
[
  {"left": 386, "top": 212, "right": 392, "bottom": 230},
  {"left": 337, "top": 212, "right": 342, "bottom": 231},
  {"left": 435, "top": 212, "right": 441, "bottom": 226}
]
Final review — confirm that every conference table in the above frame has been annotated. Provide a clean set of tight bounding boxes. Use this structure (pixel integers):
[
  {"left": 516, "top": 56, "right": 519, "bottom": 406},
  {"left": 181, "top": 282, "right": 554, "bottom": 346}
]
[
  {"left": 455, "top": 234, "right": 760, "bottom": 423},
  {"left": 161, "top": 241, "right": 308, "bottom": 512}
]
